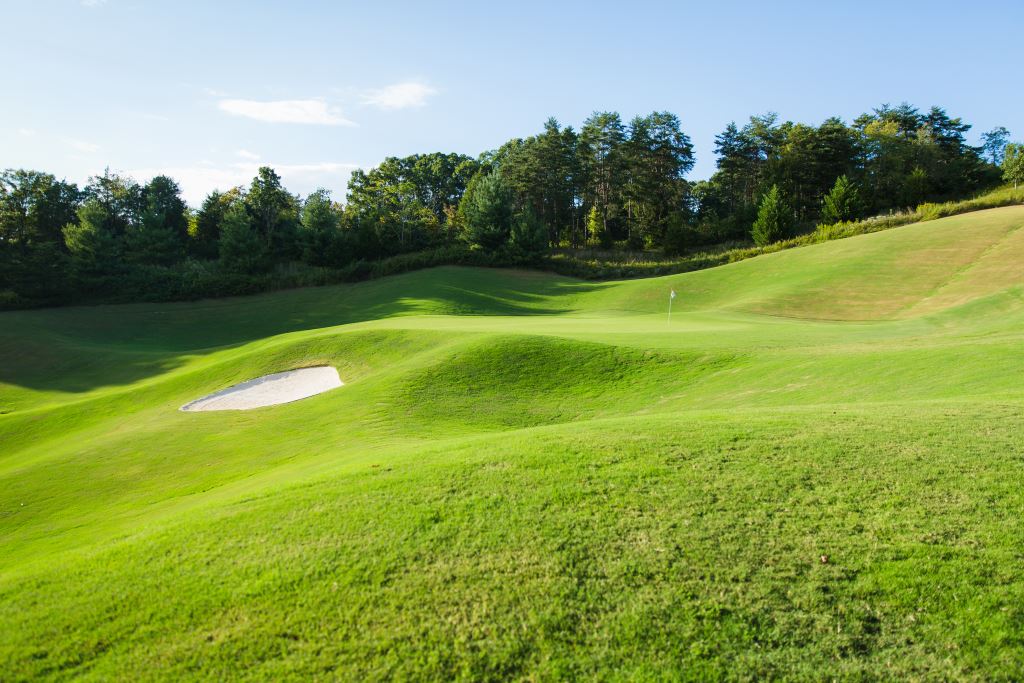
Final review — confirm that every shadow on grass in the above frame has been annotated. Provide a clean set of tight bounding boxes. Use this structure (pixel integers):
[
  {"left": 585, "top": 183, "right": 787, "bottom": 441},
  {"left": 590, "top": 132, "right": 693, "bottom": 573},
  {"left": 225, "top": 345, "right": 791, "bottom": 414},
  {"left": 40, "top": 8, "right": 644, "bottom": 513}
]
[{"left": 0, "top": 266, "right": 610, "bottom": 396}]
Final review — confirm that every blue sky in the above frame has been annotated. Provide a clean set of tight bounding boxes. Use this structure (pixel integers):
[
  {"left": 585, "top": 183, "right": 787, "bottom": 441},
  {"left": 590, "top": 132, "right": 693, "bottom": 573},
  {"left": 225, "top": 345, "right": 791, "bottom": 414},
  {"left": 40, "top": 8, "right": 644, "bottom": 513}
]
[{"left": 3, "top": 0, "right": 1021, "bottom": 204}]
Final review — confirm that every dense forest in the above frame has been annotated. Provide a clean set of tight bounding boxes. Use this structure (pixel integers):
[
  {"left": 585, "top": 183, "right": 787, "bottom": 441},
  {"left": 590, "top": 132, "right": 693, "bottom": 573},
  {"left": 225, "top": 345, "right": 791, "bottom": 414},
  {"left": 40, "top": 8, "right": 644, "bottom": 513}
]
[{"left": 2, "top": 103, "right": 1020, "bottom": 307}]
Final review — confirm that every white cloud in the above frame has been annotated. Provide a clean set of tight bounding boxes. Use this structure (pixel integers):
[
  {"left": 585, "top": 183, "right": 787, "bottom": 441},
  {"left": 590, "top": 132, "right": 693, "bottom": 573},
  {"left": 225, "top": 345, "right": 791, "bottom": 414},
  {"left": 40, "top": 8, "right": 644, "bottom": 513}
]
[
  {"left": 360, "top": 81, "right": 437, "bottom": 110},
  {"left": 66, "top": 139, "right": 100, "bottom": 153},
  {"left": 217, "top": 98, "right": 355, "bottom": 126},
  {"left": 278, "top": 162, "right": 357, "bottom": 175},
  {"left": 236, "top": 149, "right": 261, "bottom": 161},
  {"left": 125, "top": 161, "right": 360, "bottom": 205},
  {"left": 82, "top": 0, "right": 107, "bottom": 7},
  {"left": 18, "top": 128, "right": 36, "bottom": 137}
]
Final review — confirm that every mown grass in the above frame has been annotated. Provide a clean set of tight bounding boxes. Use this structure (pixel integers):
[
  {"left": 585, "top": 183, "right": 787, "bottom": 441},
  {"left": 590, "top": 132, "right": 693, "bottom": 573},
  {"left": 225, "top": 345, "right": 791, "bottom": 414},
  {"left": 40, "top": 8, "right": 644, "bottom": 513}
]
[
  {"left": 4, "top": 406, "right": 1024, "bottom": 680},
  {"left": 1, "top": 206, "right": 1024, "bottom": 680}
]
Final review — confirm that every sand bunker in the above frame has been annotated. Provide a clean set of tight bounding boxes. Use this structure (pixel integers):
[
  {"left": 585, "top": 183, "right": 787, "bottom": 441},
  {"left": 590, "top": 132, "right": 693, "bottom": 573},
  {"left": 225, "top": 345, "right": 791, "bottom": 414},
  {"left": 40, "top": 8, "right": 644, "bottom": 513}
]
[{"left": 181, "top": 366, "right": 343, "bottom": 412}]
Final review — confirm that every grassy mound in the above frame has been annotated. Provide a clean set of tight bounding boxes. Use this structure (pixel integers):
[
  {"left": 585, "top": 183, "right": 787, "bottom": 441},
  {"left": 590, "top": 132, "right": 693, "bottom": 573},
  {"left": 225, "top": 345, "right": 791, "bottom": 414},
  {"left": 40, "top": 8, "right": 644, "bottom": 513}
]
[
  {"left": 593, "top": 205, "right": 1024, "bottom": 320},
  {"left": 2, "top": 206, "right": 1024, "bottom": 680},
  {"left": 398, "top": 335, "right": 737, "bottom": 431}
]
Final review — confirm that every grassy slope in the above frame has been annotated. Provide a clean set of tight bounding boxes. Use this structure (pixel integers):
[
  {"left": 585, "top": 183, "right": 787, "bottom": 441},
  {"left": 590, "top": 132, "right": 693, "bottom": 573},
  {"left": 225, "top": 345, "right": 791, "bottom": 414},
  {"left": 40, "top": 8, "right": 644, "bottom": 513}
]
[{"left": 1, "top": 206, "right": 1023, "bottom": 680}]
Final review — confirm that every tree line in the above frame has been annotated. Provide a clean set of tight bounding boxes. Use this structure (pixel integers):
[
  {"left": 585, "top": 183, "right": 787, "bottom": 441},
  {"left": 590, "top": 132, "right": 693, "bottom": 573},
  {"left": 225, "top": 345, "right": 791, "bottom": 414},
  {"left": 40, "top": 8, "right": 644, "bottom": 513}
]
[{"left": 1, "top": 103, "right": 1019, "bottom": 306}]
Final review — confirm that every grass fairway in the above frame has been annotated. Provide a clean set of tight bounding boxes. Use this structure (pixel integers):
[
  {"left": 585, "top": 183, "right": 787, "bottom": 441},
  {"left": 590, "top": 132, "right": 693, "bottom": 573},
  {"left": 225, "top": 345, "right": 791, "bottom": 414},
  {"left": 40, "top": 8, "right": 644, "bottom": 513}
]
[{"left": 2, "top": 206, "right": 1024, "bottom": 680}]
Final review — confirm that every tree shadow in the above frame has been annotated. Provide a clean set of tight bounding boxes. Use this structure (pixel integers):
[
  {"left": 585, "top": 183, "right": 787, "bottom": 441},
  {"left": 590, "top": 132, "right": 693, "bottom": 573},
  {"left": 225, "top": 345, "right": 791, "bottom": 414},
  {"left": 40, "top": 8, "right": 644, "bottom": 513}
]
[{"left": 0, "top": 267, "right": 610, "bottom": 397}]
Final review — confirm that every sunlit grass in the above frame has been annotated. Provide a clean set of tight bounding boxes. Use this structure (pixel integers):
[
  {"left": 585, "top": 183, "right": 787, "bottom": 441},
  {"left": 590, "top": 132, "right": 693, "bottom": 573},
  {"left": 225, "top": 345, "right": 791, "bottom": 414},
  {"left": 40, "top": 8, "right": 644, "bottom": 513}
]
[{"left": 1, "top": 207, "right": 1023, "bottom": 679}]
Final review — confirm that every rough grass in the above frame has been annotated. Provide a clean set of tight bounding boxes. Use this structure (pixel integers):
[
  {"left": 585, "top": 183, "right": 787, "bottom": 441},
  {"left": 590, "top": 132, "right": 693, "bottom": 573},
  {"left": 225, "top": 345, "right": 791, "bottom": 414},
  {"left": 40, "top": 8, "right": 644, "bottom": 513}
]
[
  {"left": 546, "top": 185, "right": 1024, "bottom": 281},
  {"left": 2, "top": 207, "right": 1024, "bottom": 680}
]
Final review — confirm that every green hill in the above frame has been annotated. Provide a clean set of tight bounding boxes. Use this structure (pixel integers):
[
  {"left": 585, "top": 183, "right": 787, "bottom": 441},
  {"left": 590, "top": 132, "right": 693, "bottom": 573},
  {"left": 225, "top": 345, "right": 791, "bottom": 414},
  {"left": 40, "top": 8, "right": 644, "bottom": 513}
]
[{"left": 2, "top": 207, "right": 1023, "bottom": 680}]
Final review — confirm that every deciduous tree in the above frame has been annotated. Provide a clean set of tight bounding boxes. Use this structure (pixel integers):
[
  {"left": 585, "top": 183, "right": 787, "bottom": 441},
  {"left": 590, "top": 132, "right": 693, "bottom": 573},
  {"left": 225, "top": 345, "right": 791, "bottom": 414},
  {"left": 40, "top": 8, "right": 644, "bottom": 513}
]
[
  {"left": 981, "top": 127, "right": 1011, "bottom": 165},
  {"left": 1003, "top": 144, "right": 1024, "bottom": 189}
]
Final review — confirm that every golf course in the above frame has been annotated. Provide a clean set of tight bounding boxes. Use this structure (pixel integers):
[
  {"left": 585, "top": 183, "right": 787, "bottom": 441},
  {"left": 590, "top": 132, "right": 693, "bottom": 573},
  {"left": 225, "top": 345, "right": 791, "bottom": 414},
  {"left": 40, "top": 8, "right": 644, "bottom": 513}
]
[{"left": 1, "top": 205, "right": 1023, "bottom": 679}]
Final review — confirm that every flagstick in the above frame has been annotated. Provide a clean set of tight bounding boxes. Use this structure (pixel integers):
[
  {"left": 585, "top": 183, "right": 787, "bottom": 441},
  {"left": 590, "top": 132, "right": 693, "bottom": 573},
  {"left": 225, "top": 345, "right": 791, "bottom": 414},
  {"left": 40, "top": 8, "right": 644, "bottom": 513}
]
[{"left": 668, "top": 293, "right": 673, "bottom": 326}]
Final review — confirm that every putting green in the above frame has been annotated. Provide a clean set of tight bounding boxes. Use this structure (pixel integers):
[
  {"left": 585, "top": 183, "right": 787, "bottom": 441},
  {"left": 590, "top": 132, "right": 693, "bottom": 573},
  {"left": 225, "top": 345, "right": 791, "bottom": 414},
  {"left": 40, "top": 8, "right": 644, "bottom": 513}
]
[{"left": 1, "top": 206, "right": 1023, "bottom": 680}]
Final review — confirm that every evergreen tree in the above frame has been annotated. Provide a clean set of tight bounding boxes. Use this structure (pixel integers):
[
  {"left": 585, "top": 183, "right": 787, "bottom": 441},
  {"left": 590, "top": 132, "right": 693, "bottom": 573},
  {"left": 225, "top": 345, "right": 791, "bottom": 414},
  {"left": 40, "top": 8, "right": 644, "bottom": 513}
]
[
  {"left": 713, "top": 121, "right": 760, "bottom": 210},
  {"left": 63, "top": 199, "right": 122, "bottom": 274},
  {"left": 123, "top": 175, "right": 187, "bottom": 265},
  {"left": 141, "top": 176, "right": 188, "bottom": 242},
  {"left": 459, "top": 171, "right": 514, "bottom": 250},
  {"left": 821, "top": 175, "right": 861, "bottom": 224},
  {"left": 124, "top": 207, "right": 183, "bottom": 265},
  {"left": 624, "top": 111, "right": 694, "bottom": 247},
  {"left": 191, "top": 189, "right": 239, "bottom": 259},
  {"left": 662, "top": 212, "right": 690, "bottom": 256},
  {"left": 535, "top": 118, "right": 580, "bottom": 246},
  {"left": 299, "top": 188, "right": 342, "bottom": 266},
  {"left": 751, "top": 185, "right": 792, "bottom": 246},
  {"left": 494, "top": 120, "right": 580, "bottom": 247},
  {"left": 509, "top": 208, "right": 548, "bottom": 260},
  {"left": 245, "top": 167, "right": 299, "bottom": 257},
  {"left": 579, "top": 112, "right": 627, "bottom": 244},
  {"left": 902, "top": 167, "right": 930, "bottom": 207},
  {"left": 219, "top": 202, "right": 267, "bottom": 273}
]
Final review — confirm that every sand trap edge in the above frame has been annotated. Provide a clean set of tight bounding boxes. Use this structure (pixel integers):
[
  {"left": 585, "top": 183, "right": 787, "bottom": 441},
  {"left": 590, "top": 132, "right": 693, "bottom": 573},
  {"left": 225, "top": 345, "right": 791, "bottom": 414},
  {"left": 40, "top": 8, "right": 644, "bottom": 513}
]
[{"left": 180, "top": 366, "right": 343, "bottom": 412}]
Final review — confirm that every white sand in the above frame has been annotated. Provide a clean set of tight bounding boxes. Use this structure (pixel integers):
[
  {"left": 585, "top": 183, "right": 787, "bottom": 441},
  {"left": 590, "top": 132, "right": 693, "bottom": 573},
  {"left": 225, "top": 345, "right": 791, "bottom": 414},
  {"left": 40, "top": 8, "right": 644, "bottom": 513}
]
[{"left": 180, "top": 366, "right": 343, "bottom": 412}]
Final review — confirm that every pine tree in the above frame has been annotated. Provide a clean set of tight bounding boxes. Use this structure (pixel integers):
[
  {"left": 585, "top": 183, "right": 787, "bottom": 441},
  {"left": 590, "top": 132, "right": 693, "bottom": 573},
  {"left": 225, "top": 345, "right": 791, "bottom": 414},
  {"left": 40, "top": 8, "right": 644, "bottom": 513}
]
[
  {"left": 509, "top": 208, "right": 548, "bottom": 260},
  {"left": 458, "top": 171, "right": 514, "bottom": 250},
  {"left": 623, "top": 111, "right": 694, "bottom": 247},
  {"left": 902, "top": 167, "right": 930, "bottom": 207},
  {"left": 751, "top": 185, "right": 792, "bottom": 246},
  {"left": 192, "top": 189, "right": 239, "bottom": 259},
  {"left": 141, "top": 175, "right": 188, "bottom": 242},
  {"left": 821, "top": 175, "right": 861, "bottom": 224},
  {"left": 62, "top": 199, "right": 122, "bottom": 274},
  {"left": 245, "top": 167, "right": 299, "bottom": 257},
  {"left": 219, "top": 202, "right": 267, "bottom": 273},
  {"left": 124, "top": 207, "right": 183, "bottom": 265},
  {"left": 299, "top": 188, "right": 341, "bottom": 266},
  {"left": 579, "top": 112, "right": 627, "bottom": 243}
]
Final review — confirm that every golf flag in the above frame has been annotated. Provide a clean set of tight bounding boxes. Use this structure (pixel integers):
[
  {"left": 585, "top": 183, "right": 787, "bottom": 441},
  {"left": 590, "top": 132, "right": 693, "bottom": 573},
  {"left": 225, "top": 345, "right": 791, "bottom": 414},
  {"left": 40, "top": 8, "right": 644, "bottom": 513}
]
[{"left": 670, "top": 289, "right": 676, "bottom": 300}]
